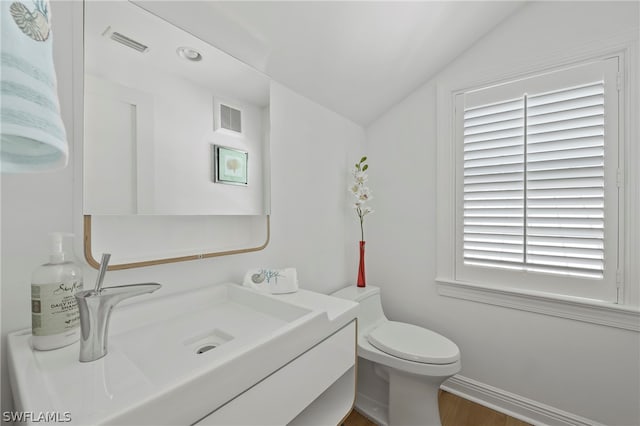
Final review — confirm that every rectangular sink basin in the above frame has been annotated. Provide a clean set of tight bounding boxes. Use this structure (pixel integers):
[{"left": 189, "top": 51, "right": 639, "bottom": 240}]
[
  {"left": 7, "top": 283, "right": 356, "bottom": 425},
  {"left": 112, "top": 282, "right": 315, "bottom": 385}
]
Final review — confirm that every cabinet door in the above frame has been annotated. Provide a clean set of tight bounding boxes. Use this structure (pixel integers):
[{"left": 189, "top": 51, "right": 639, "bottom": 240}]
[{"left": 197, "top": 321, "right": 356, "bottom": 425}]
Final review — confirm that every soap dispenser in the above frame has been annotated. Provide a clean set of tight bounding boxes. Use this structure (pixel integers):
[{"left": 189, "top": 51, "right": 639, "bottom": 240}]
[{"left": 31, "top": 233, "right": 84, "bottom": 350}]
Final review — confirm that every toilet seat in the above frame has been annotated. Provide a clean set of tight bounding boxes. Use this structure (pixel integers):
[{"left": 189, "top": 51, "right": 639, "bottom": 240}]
[{"left": 366, "top": 321, "right": 460, "bottom": 365}]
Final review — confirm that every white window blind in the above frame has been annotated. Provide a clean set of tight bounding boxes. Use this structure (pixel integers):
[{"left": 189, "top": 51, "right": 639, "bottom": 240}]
[
  {"left": 463, "top": 98, "right": 525, "bottom": 271},
  {"left": 462, "top": 78, "right": 609, "bottom": 280},
  {"left": 526, "top": 82, "right": 605, "bottom": 279}
]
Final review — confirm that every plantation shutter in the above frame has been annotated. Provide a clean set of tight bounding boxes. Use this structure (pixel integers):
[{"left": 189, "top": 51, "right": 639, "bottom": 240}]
[
  {"left": 463, "top": 98, "right": 525, "bottom": 271},
  {"left": 462, "top": 81, "right": 606, "bottom": 279},
  {"left": 526, "top": 82, "right": 605, "bottom": 279},
  {"left": 456, "top": 57, "right": 619, "bottom": 301}
]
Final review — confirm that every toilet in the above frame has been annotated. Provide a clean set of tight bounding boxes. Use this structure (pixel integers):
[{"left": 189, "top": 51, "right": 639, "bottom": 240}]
[{"left": 332, "top": 285, "right": 461, "bottom": 426}]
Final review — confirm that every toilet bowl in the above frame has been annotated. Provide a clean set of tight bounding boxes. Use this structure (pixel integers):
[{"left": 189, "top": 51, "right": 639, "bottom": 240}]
[{"left": 332, "top": 285, "right": 461, "bottom": 426}]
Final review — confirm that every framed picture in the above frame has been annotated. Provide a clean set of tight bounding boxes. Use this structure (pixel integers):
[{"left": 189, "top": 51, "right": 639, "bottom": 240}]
[{"left": 212, "top": 145, "right": 248, "bottom": 185}]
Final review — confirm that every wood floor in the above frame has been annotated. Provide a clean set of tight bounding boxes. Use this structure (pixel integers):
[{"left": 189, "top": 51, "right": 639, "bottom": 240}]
[{"left": 343, "top": 390, "right": 531, "bottom": 426}]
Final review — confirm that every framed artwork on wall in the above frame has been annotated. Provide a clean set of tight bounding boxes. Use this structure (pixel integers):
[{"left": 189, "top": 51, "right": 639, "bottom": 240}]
[{"left": 212, "top": 145, "right": 248, "bottom": 185}]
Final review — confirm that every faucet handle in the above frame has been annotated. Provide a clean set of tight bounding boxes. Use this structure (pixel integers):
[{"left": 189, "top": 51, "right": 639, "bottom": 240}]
[{"left": 94, "top": 253, "right": 111, "bottom": 293}]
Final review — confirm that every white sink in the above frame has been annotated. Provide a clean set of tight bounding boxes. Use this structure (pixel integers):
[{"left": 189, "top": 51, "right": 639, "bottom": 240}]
[{"left": 7, "top": 283, "right": 357, "bottom": 425}]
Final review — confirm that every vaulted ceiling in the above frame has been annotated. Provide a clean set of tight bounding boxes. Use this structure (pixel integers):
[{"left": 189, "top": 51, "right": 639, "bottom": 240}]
[{"left": 136, "top": 1, "right": 526, "bottom": 126}]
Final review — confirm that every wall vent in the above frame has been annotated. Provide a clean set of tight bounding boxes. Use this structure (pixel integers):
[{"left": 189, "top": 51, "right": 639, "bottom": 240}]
[
  {"left": 220, "top": 104, "right": 242, "bottom": 133},
  {"left": 109, "top": 31, "right": 149, "bottom": 53}
]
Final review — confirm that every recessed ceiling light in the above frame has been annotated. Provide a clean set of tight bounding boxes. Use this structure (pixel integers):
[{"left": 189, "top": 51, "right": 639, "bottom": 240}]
[{"left": 176, "top": 47, "right": 202, "bottom": 62}]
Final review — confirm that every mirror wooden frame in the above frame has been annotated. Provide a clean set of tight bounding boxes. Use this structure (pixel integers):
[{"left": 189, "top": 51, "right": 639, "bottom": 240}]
[{"left": 83, "top": 215, "right": 270, "bottom": 270}]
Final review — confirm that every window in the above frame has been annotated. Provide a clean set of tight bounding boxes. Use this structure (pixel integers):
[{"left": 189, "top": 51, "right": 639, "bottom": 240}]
[{"left": 454, "top": 58, "right": 620, "bottom": 302}]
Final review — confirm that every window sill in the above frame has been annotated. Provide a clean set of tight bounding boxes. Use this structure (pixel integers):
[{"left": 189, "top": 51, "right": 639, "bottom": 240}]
[{"left": 436, "top": 279, "right": 640, "bottom": 332}]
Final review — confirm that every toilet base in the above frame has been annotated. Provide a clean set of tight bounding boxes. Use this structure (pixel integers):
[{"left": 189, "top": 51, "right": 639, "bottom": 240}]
[
  {"left": 388, "top": 369, "right": 447, "bottom": 426},
  {"left": 355, "top": 392, "right": 390, "bottom": 426}
]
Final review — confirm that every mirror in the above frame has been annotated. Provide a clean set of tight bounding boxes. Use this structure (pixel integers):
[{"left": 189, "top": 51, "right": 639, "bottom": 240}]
[
  {"left": 83, "top": 1, "right": 270, "bottom": 215},
  {"left": 79, "top": 1, "right": 271, "bottom": 269}
]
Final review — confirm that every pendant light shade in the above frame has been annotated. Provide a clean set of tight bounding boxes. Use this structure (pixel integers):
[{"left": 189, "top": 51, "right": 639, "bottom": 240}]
[{"left": 1, "top": 0, "right": 69, "bottom": 173}]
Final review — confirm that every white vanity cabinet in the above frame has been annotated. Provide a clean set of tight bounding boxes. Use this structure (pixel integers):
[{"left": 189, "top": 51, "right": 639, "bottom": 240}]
[{"left": 197, "top": 320, "right": 356, "bottom": 425}]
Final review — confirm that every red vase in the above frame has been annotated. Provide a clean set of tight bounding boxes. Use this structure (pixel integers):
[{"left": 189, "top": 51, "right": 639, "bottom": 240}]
[{"left": 357, "top": 241, "right": 366, "bottom": 287}]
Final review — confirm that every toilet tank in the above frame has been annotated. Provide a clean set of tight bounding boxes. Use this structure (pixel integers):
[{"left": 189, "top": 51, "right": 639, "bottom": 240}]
[{"left": 331, "top": 285, "right": 386, "bottom": 330}]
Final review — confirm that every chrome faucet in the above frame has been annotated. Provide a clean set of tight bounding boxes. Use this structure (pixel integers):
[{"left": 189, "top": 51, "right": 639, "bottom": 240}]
[{"left": 75, "top": 254, "right": 161, "bottom": 362}]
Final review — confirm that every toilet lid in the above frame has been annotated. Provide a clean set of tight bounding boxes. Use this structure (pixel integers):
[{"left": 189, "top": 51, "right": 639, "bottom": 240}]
[{"left": 367, "top": 321, "right": 460, "bottom": 365}]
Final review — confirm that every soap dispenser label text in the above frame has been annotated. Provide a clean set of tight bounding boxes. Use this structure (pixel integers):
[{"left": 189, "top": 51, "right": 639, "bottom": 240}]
[{"left": 31, "top": 281, "right": 83, "bottom": 336}]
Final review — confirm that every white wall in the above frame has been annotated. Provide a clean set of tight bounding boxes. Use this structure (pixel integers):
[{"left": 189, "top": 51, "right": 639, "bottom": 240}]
[
  {"left": 0, "top": 1, "right": 364, "bottom": 418},
  {"left": 365, "top": 2, "right": 639, "bottom": 425}
]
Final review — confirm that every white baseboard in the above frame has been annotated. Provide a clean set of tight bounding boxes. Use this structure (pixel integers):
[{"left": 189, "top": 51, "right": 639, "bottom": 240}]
[{"left": 441, "top": 375, "right": 604, "bottom": 426}]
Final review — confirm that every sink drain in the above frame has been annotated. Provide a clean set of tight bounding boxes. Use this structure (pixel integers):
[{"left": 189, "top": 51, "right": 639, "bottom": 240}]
[
  {"left": 196, "top": 344, "right": 217, "bottom": 354},
  {"left": 185, "top": 328, "right": 233, "bottom": 354}
]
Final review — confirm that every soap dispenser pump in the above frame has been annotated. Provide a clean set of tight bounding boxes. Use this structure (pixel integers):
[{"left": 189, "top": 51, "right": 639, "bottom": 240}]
[{"left": 31, "top": 232, "right": 84, "bottom": 350}]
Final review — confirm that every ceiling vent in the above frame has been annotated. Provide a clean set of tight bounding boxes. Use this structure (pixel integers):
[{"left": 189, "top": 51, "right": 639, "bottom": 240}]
[{"left": 105, "top": 28, "right": 149, "bottom": 53}]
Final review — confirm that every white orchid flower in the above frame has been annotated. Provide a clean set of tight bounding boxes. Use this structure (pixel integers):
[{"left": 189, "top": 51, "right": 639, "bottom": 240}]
[
  {"left": 354, "top": 172, "right": 368, "bottom": 184},
  {"left": 349, "top": 156, "right": 373, "bottom": 242},
  {"left": 357, "top": 187, "right": 372, "bottom": 202}
]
